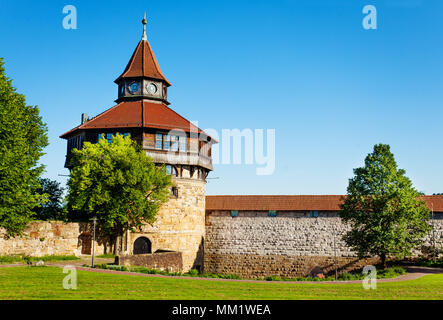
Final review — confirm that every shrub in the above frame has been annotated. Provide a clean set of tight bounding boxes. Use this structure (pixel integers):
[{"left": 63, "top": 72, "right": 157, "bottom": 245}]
[
  {"left": 96, "top": 254, "right": 116, "bottom": 259},
  {"left": 265, "top": 275, "right": 282, "bottom": 281},
  {"left": 187, "top": 269, "right": 199, "bottom": 277}
]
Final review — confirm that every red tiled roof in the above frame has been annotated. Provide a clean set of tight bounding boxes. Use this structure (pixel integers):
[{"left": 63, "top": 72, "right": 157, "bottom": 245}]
[
  {"left": 115, "top": 40, "right": 171, "bottom": 86},
  {"left": 60, "top": 101, "right": 208, "bottom": 139},
  {"left": 205, "top": 195, "right": 443, "bottom": 212}
]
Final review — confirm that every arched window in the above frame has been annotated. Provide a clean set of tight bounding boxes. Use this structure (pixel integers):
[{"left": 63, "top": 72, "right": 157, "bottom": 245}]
[{"left": 133, "top": 237, "right": 152, "bottom": 254}]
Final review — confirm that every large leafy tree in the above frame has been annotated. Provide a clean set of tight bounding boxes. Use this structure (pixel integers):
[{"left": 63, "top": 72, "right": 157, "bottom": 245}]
[
  {"left": 34, "top": 178, "right": 65, "bottom": 221},
  {"left": 66, "top": 134, "right": 172, "bottom": 253},
  {"left": 0, "top": 58, "right": 48, "bottom": 237},
  {"left": 339, "top": 144, "right": 432, "bottom": 268}
]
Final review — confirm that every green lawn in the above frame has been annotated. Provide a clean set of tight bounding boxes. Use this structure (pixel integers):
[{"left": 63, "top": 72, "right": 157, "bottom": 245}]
[
  {"left": 0, "top": 266, "right": 441, "bottom": 300},
  {"left": 0, "top": 255, "right": 79, "bottom": 264}
]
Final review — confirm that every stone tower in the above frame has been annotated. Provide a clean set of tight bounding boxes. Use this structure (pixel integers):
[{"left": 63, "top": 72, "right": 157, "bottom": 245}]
[{"left": 60, "top": 16, "right": 216, "bottom": 271}]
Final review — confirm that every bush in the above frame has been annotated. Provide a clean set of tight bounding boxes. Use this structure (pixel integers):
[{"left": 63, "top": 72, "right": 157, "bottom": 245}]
[
  {"left": 96, "top": 254, "right": 116, "bottom": 259},
  {"left": 377, "top": 266, "right": 405, "bottom": 279},
  {"left": 187, "top": 269, "right": 199, "bottom": 277},
  {"left": 265, "top": 275, "right": 282, "bottom": 281},
  {"left": 415, "top": 259, "right": 443, "bottom": 269}
]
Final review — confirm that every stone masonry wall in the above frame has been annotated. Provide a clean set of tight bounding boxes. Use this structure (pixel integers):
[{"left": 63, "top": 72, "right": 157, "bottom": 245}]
[
  {"left": 0, "top": 221, "right": 107, "bottom": 257},
  {"left": 126, "top": 178, "right": 206, "bottom": 272},
  {"left": 116, "top": 252, "right": 183, "bottom": 272},
  {"left": 204, "top": 211, "right": 443, "bottom": 278}
]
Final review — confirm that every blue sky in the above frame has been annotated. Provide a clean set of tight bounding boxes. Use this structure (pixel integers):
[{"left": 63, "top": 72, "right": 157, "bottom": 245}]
[{"left": 0, "top": 0, "right": 442, "bottom": 195}]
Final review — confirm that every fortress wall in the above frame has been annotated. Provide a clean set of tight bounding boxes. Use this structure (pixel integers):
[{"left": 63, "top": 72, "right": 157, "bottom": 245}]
[
  {"left": 204, "top": 211, "right": 443, "bottom": 278},
  {"left": 0, "top": 221, "right": 106, "bottom": 257},
  {"left": 0, "top": 179, "right": 206, "bottom": 273}
]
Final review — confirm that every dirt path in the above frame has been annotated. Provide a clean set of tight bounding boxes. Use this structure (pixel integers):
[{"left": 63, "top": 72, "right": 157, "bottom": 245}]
[{"left": 2, "top": 261, "right": 442, "bottom": 284}]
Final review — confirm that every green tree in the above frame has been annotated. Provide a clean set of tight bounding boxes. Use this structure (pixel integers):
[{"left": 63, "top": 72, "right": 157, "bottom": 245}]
[
  {"left": 34, "top": 178, "right": 65, "bottom": 221},
  {"left": 66, "top": 134, "right": 172, "bottom": 253},
  {"left": 0, "top": 58, "right": 48, "bottom": 237},
  {"left": 339, "top": 144, "right": 432, "bottom": 268}
]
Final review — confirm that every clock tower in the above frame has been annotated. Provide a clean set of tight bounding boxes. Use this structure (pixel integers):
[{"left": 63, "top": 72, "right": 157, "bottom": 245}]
[
  {"left": 114, "top": 14, "right": 171, "bottom": 105},
  {"left": 60, "top": 15, "right": 216, "bottom": 272}
]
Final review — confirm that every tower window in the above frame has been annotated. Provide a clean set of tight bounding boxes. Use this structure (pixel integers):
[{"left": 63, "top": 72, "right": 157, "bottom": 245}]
[
  {"left": 69, "top": 135, "right": 84, "bottom": 152},
  {"left": 163, "top": 135, "right": 171, "bottom": 150},
  {"left": 98, "top": 132, "right": 130, "bottom": 143},
  {"left": 171, "top": 135, "right": 179, "bottom": 151},
  {"left": 309, "top": 211, "right": 319, "bottom": 218},
  {"left": 268, "top": 210, "right": 277, "bottom": 217},
  {"left": 155, "top": 133, "right": 187, "bottom": 151},
  {"left": 165, "top": 165, "right": 178, "bottom": 176},
  {"left": 155, "top": 134, "right": 163, "bottom": 149},
  {"left": 179, "top": 136, "right": 187, "bottom": 152}
]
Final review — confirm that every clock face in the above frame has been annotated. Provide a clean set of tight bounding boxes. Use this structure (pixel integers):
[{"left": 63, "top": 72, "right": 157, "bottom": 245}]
[
  {"left": 128, "top": 82, "right": 140, "bottom": 94},
  {"left": 147, "top": 83, "right": 157, "bottom": 94}
]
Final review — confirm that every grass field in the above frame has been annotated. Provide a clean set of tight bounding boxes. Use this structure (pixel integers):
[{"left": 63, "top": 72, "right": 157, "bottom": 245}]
[
  {"left": 0, "top": 266, "right": 442, "bottom": 300},
  {"left": 0, "top": 255, "right": 80, "bottom": 264}
]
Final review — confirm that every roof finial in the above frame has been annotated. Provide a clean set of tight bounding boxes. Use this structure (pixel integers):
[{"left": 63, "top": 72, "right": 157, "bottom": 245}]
[{"left": 142, "top": 12, "right": 148, "bottom": 41}]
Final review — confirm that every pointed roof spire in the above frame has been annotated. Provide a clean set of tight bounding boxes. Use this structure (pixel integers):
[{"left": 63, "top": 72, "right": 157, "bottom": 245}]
[
  {"left": 114, "top": 15, "right": 171, "bottom": 86},
  {"left": 142, "top": 12, "right": 147, "bottom": 41}
]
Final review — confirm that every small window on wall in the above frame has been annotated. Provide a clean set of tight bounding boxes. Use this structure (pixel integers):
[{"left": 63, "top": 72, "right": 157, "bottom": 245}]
[
  {"left": 268, "top": 210, "right": 277, "bottom": 217},
  {"left": 309, "top": 211, "right": 319, "bottom": 218},
  {"left": 230, "top": 210, "right": 238, "bottom": 218}
]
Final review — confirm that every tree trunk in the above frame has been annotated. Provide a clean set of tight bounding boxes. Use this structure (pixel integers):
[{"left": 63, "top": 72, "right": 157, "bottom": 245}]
[
  {"left": 114, "top": 234, "right": 121, "bottom": 256},
  {"left": 380, "top": 253, "right": 387, "bottom": 269}
]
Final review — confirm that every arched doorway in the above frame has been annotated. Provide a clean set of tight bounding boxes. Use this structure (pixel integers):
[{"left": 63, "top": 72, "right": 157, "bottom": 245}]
[{"left": 133, "top": 237, "right": 152, "bottom": 254}]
